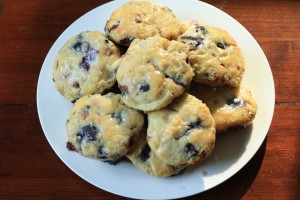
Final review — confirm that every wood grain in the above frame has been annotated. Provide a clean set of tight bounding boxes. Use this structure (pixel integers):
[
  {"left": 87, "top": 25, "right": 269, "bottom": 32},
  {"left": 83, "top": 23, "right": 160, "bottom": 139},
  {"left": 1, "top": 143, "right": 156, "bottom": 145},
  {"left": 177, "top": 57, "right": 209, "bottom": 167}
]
[
  {"left": 0, "top": 0, "right": 299, "bottom": 199},
  {"left": 0, "top": 104, "right": 298, "bottom": 199}
]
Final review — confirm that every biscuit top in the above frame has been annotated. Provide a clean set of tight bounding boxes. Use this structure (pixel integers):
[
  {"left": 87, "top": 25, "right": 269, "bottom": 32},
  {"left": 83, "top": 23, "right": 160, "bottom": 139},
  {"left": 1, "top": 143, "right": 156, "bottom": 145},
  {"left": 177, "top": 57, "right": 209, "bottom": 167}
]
[
  {"left": 147, "top": 93, "right": 216, "bottom": 166},
  {"left": 52, "top": 31, "right": 121, "bottom": 101},
  {"left": 66, "top": 93, "right": 144, "bottom": 161},
  {"left": 189, "top": 83, "right": 257, "bottom": 131},
  {"left": 126, "top": 131, "right": 186, "bottom": 177},
  {"left": 179, "top": 21, "right": 245, "bottom": 87},
  {"left": 105, "top": 1, "right": 185, "bottom": 46},
  {"left": 116, "top": 36, "right": 194, "bottom": 111}
]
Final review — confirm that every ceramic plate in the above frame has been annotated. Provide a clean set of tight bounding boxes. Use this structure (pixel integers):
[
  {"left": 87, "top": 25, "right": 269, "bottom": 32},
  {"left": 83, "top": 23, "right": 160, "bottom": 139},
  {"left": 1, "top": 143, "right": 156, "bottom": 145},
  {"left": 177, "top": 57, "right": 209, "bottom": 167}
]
[{"left": 37, "top": 0, "right": 275, "bottom": 199}]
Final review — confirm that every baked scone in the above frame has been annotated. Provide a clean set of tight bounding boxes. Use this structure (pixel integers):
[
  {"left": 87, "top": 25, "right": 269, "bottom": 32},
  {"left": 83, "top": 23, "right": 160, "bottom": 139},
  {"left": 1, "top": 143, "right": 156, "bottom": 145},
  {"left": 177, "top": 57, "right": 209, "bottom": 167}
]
[
  {"left": 116, "top": 36, "right": 194, "bottom": 111},
  {"left": 147, "top": 93, "right": 216, "bottom": 166},
  {"left": 189, "top": 83, "right": 257, "bottom": 132},
  {"left": 52, "top": 31, "right": 121, "bottom": 102},
  {"left": 126, "top": 131, "right": 186, "bottom": 177},
  {"left": 105, "top": 0, "right": 185, "bottom": 46},
  {"left": 179, "top": 21, "right": 245, "bottom": 87},
  {"left": 66, "top": 93, "right": 144, "bottom": 162}
]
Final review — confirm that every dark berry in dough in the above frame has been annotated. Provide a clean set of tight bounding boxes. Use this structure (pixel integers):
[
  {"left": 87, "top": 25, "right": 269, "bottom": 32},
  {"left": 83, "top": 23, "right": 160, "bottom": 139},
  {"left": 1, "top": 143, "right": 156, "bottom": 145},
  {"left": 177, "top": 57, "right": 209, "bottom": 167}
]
[
  {"left": 185, "top": 143, "right": 198, "bottom": 156},
  {"left": 73, "top": 41, "right": 90, "bottom": 53},
  {"left": 79, "top": 125, "right": 98, "bottom": 141},
  {"left": 138, "top": 82, "right": 150, "bottom": 92},
  {"left": 217, "top": 42, "right": 225, "bottom": 50},
  {"left": 140, "top": 144, "right": 151, "bottom": 162}
]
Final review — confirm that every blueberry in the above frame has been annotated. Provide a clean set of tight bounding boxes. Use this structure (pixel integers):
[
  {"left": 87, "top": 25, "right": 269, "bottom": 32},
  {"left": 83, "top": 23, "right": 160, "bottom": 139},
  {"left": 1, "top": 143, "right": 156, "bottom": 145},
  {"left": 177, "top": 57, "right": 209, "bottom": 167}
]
[
  {"left": 165, "top": 75, "right": 186, "bottom": 87},
  {"left": 185, "top": 143, "right": 198, "bottom": 156},
  {"left": 186, "top": 57, "right": 189, "bottom": 64},
  {"left": 184, "top": 118, "right": 203, "bottom": 137},
  {"left": 120, "top": 36, "right": 135, "bottom": 46},
  {"left": 79, "top": 49, "right": 98, "bottom": 71},
  {"left": 78, "top": 125, "right": 98, "bottom": 141},
  {"left": 138, "top": 82, "right": 150, "bottom": 92},
  {"left": 195, "top": 26, "right": 208, "bottom": 35},
  {"left": 227, "top": 97, "right": 245, "bottom": 108},
  {"left": 188, "top": 118, "right": 203, "bottom": 129},
  {"left": 217, "top": 42, "right": 226, "bottom": 50},
  {"left": 73, "top": 41, "right": 82, "bottom": 52},
  {"left": 140, "top": 144, "right": 151, "bottom": 161},
  {"left": 109, "top": 23, "right": 119, "bottom": 32},
  {"left": 111, "top": 112, "right": 124, "bottom": 124},
  {"left": 73, "top": 41, "right": 90, "bottom": 53},
  {"left": 181, "top": 36, "right": 204, "bottom": 47},
  {"left": 118, "top": 85, "right": 128, "bottom": 96},
  {"left": 79, "top": 61, "right": 90, "bottom": 71},
  {"left": 84, "top": 49, "right": 98, "bottom": 62}
]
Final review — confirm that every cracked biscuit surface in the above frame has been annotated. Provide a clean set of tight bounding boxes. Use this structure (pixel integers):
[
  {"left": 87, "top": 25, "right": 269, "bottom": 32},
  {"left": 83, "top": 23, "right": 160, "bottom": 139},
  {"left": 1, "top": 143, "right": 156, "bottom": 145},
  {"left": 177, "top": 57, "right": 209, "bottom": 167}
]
[
  {"left": 189, "top": 83, "right": 257, "bottom": 132},
  {"left": 116, "top": 36, "right": 194, "bottom": 111},
  {"left": 52, "top": 31, "right": 121, "bottom": 102},
  {"left": 126, "top": 131, "right": 186, "bottom": 177},
  {"left": 179, "top": 21, "right": 245, "bottom": 87},
  {"left": 66, "top": 93, "right": 144, "bottom": 162},
  {"left": 147, "top": 93, "right": 216, "bottom": 166},
  {"left": 105, "top": 1, "right": 185, "bottom": 46}
]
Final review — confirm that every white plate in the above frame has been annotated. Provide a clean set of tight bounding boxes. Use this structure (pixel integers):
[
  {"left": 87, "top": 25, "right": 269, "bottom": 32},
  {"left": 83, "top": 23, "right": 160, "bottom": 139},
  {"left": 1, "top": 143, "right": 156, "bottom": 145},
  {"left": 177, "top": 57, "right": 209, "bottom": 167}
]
[{"left": 37, "top": 0, "right": 275, "bottom": 199}]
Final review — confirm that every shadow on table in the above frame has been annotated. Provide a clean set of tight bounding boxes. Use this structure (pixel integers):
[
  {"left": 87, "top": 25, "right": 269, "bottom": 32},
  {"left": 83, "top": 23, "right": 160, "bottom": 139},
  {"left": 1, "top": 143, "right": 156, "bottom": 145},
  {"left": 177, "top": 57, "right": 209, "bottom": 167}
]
[{"left": 181, "top": 135, "right": 267, "bottom": 200}]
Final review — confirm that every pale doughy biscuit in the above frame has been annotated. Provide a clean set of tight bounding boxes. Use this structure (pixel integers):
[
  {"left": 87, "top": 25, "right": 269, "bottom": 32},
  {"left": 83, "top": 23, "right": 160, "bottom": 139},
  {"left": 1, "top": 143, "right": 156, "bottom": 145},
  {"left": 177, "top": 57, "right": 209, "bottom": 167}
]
[
  {"left": 147, "top": 93, "right": 216, "bottom": 166},
  {"left": 66, "top": 93, "right": 144, "bottom": 162},
  {"left": 179, "top": 21, "right": 245, "bottom": 87},
  {"left": 127, "top": 131, "right": 186, "bottom": 177},
  {"left": 116, "top": 36, "right": 194, "bottom": 111},
  {"left": 105, "top": 0, "right": 185, "bottom": 46},
  {"left": 52, "top": 31, "right": 121, "bottom": 102},
  {"left": 189, "top": 83, "right": 257, "bottom": 132}
]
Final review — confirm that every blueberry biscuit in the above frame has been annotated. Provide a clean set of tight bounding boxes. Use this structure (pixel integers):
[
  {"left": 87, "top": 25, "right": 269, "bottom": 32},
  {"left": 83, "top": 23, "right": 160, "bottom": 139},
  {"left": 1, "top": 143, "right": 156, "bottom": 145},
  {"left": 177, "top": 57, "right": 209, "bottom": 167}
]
[
  {"left": 116, "top": 36, "right": 194, "bottom": 111},
  {"left": 147, "top": 93, "right": 216, "bottom": 166},
  {"left": 66, "top": 93, "right": 144, "bottom": 162},
  {"left": 126, "top": 131, "right": 186, "bottom": 177},
  {"left": 105, "top": 1, "right": 185, "bottom": 46},
  {"left": 179, "top": 21, "right": 245, "bottom": 87},
  {"left": 52, "top": 31, "right": 121, "bottom": 102},
  {"left": 189, "top": 83, "right": 257, "bottom": 132}
]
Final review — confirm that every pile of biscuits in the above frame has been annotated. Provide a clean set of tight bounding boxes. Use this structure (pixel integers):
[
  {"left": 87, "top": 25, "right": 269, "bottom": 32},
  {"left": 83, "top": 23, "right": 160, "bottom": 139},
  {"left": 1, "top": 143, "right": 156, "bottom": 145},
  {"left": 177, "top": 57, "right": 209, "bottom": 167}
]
[{"left": 52, "top": 0, "right": 257, "bottom": 177}]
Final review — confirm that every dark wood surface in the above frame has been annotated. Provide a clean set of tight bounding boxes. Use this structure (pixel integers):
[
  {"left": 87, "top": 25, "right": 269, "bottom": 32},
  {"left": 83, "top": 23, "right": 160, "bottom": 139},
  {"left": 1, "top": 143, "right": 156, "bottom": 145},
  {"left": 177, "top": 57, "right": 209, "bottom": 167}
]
[{"left": 0, "top": 0, "right": 299, "bottom": 199}]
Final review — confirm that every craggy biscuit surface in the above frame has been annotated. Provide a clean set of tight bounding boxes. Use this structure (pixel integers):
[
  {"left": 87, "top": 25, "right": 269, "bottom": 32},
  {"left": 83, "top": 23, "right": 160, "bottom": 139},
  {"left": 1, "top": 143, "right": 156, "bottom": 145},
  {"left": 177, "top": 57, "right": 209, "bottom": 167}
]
[
  {"left": 179, "top": 21, "right": 245, "bottom": 87},
  {"left": 116, "top": 36, "right": 194, "bottom": 111},
  {"left": 147, "top": 93, "right": 216, "bottom": 166},
  {"left": 66, "top": 93, "right": 144, "bottom": 162},
  {"left": 189, "top": 83, "right": 257, "bottom": 132},
  {"left": 53, "top": 31, "right": 121, "bottom": 101},
  {"left": 105, "top": 1, "right": 185, "bottom": 46}
]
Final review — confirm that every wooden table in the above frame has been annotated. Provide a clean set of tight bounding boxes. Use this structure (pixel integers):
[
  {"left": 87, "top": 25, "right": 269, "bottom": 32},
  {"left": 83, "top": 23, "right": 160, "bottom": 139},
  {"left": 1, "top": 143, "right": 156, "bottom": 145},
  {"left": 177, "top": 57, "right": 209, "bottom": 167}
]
[{"left": 1, "top": 0, "right": 299, "bottom": 199}]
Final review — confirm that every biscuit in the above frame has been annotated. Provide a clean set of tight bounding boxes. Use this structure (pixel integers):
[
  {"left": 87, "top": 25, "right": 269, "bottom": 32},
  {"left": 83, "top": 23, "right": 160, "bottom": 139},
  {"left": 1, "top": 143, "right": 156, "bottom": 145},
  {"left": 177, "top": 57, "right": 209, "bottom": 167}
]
[
  {"left": 179, "top": 21, "right": 245, "bottom": 87},
  {"left": 105, "top": 1, "right": 185, "bottom": 46},
  {"left": 147, "top": 93, "right": 216, "bottom": 166},
  {"left": 52, "top": 31, "right": 121, "bottom": 102},
  {"left": 126, "top": 131, "right": 186, "bottom": 177},
  {"left": 189, "top": 83, "right": 257, "bottom": 132},
  {"left": 66, "top": 93, "right": 144, "bottom": 162},
  {"left": 116, "top": 36, "right": 194, "bottom": 111}
]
